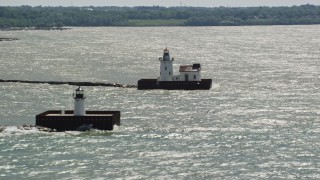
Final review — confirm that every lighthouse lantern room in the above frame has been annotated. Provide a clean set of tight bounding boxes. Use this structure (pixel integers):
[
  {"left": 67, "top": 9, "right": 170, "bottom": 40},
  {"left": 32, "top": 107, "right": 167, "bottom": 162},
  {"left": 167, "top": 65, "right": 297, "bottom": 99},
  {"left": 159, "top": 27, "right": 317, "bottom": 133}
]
[{"left": 73, "top": 86, "right": 86, "bottom": 116}]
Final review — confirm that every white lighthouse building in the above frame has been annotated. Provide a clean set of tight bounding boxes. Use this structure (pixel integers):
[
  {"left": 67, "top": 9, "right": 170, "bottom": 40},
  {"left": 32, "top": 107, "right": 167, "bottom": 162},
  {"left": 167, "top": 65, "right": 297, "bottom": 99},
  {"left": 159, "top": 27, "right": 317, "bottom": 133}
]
[
  {"left": 157, "top": 48, "right": 202, "bottom": 82},
  {"left": 73, "top": 86, "right": 86, "bottom": 116},
  {"left": 158, "top": 47, "right": 174, "bottom": 81},
  {"left": 138, "top": 47, "right": 211, "bottom": 90}
]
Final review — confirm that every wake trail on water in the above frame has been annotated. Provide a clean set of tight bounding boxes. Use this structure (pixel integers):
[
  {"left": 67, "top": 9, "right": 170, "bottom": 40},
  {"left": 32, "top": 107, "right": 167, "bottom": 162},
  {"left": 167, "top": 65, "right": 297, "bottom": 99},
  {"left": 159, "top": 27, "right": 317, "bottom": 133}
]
[{"left": 0, "top": 125, "right": 46, "bottom": 136}]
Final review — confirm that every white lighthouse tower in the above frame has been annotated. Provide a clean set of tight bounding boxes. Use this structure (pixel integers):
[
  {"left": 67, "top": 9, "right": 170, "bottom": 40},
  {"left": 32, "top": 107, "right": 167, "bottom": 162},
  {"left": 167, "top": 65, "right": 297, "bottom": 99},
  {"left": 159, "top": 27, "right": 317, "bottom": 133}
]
[
  {"left": 158, "top": 47, "right": 174, "bottom": 81},
  {"left": 73, "top": 86, "right": 86, "bottom": 116}
]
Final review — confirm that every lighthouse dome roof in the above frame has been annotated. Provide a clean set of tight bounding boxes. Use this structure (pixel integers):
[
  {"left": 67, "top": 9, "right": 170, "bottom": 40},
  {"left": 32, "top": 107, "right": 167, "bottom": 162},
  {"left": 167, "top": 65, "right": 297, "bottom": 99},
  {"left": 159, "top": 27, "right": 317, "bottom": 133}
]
[{"left": 76, "top": 86, "right": 83, "bottom": 91}]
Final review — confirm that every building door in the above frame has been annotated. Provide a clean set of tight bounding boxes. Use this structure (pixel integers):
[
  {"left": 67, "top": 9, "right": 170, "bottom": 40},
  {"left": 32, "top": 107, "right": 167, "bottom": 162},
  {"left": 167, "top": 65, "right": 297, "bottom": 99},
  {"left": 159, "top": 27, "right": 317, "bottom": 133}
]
[{"left": 185, "top": 74, "right": 189, "bottom": 81}]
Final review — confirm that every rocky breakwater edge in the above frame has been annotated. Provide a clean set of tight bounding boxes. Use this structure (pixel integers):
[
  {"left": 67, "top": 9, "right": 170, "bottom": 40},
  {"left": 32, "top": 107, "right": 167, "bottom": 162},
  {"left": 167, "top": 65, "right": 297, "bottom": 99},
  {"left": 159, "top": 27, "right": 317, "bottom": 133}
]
[
  {"left": 0, "top": 37, "right": 19, "bottom": 41},
  {"left": 0, "top": 79, "right": 137, "bottom": 88},
  {"left": 1, "top": 27, "right": 71, "bottom": 42}
]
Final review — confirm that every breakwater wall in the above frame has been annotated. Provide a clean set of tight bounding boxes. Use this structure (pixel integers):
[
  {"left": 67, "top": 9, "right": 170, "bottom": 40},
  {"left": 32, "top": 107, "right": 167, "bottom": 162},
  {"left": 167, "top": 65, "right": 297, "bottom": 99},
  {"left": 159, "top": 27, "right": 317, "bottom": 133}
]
[
  {"left": 0, "top": 37, "right": 19, "bottom": 41},
  {"left": 0, "top": 79, "right": 137, "bottom": 88}
]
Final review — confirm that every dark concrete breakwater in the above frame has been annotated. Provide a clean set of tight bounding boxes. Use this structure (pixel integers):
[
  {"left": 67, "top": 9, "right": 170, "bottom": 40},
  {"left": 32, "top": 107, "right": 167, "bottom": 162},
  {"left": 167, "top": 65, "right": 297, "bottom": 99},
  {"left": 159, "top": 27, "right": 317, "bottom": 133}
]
[
  {"left": 0, "top": 37, "right": 19, "bottom": 41},
  {"left": 0, "top": 79, "right": 137, "bottom": 88},
  {"left": 1, "top": 27, "right": 70, "bottom": 31}
]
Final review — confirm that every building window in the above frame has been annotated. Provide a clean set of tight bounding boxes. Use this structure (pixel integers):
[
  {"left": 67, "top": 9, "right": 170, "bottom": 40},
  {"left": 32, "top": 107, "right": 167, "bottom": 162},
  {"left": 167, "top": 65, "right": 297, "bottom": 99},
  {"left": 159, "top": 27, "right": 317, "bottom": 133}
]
[
  {"left": 169, "top": 72, "right": 171, "bottom": 75},
  {"left": 194, "top": 75, "right": 196, "bottom": 79},
  {"left": 165, "top": 66, "right": 167, "bottom": 70}
]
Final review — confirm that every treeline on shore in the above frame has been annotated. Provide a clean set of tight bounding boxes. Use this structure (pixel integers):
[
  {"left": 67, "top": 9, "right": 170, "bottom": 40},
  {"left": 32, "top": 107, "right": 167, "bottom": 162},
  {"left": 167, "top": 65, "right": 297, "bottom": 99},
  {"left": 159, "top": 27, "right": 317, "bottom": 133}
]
[{"left": 1, "top": 4, "right": 320, "bottom": 28}]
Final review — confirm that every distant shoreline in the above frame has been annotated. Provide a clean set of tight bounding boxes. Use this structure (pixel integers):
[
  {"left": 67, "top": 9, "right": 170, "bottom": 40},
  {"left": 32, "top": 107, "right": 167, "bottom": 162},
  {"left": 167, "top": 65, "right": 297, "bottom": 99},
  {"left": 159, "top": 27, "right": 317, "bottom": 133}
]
[{"left": 1, "top": 5, "right": 320, "bottom": 27}]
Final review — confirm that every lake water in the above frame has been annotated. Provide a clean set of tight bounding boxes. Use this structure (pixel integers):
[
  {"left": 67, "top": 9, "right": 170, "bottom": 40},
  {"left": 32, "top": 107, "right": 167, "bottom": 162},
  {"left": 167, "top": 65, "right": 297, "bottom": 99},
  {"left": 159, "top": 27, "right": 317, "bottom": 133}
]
[{"left": 0, "top": 26, "right": 320, "bottom": 179}]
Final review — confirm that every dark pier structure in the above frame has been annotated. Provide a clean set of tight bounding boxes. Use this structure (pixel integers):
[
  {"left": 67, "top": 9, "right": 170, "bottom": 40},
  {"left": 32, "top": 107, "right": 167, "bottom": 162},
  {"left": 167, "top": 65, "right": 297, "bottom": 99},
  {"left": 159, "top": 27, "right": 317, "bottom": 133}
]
[
  {"left": 36, "top": 110, "right": 120, "bottom": 131},
  {"left": 138, "top": 79, "right": 212, "bottom": 90},
  {"left": 35, "top": 87, "right": 120, "bottom": 131}
]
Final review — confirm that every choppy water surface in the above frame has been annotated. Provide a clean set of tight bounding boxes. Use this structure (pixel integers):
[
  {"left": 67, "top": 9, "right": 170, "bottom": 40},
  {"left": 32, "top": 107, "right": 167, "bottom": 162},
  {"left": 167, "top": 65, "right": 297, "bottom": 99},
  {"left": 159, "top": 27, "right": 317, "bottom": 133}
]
[{"left": 1, "top": 26, "right": 320, "bottom": 179}]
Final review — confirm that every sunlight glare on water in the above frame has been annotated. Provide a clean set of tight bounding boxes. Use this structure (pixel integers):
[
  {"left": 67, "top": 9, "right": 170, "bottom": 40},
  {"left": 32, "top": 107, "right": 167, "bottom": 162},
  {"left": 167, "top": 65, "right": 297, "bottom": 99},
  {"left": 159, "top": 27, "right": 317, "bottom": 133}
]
[{"left": 1, "top": 26, "right": 320, "bottom": 179}]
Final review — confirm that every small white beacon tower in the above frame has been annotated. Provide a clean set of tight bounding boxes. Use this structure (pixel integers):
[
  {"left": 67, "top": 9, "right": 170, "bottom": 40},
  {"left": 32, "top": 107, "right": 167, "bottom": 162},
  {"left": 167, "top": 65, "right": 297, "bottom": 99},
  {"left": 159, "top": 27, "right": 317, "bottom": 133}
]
[
  {"left": 73, "top": 86, "right": 86, "bottom": 116},
  {"left": 158, "top": 47, "right": 174, "bottom": 81}
]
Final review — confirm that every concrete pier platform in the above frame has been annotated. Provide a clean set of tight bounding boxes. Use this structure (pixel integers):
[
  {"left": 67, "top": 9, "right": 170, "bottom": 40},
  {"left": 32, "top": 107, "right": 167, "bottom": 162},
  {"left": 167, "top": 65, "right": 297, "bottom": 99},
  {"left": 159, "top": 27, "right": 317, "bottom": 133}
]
[
  {"left": 138, "top": 79, "right": 212, "bottom": 90},
  {"left": 36, "top": 110, "right": 120, "bottom": 131}
]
